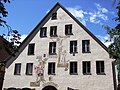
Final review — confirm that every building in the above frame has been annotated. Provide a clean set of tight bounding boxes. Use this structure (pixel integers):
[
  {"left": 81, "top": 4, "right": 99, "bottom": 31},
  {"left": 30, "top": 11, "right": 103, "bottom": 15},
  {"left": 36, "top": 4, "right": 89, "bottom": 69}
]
[
  {"left": 3, "top": 3, "right": 116, "bottom": 90},
  {"left": 0, "top": 36, "right": 14, "bottom": 90}
]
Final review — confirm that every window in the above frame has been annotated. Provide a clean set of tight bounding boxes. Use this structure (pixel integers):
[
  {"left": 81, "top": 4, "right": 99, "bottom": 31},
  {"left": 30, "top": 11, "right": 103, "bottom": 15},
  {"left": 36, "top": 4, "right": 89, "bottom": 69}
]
[
  {"left": 28, "top": 44, "right": 35, "bottom": 55},
  {"left": 48, "top": 62, "right": 55, "bottom": 75},
  {"left": 40, "top": 27, "right": 47, "bottom": 37},
  {"left": 70, "top": 41, "right": 77, "bottom": 53},
  {"left": 65, "top": 24, "right": 73, "bottom": 35},
  {"left": 96, "top": 61, "right": 105, "bottom": 75},
  {"left": 70, "top": 62, "right": 77, "bottom": 75},
  {"left": 49, "top": 42, "right": 56, "bottom": 55},
  {"left": 82, "top": 40, "right": 90, "bottom": 53},
  {"left": 14, "top": 63, "right": 21, "bottom": 75},
  {"left": 83, "top": 61, "right": 91, "bottom": 75},
  {"left": 50, "top": 26, "right": 57, "bottom": 37},
  {"left": 26, "top": 63, "right": 33, "bottom": 75},
  {"left": 51, "top": 12, "right": 57, "bottom": 20}
]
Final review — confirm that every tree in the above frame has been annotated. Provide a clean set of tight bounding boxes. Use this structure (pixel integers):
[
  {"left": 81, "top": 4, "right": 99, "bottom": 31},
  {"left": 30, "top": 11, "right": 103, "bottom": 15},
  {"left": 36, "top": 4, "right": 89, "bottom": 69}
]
[
  {"left": 0, "top": 0, "right": 21, "bottom": 50},
  {"left": 0, "top": 0, "right": 10, "bottom": 27},
  {"left": 104, "top": 0, "right": 120, "bottom": 83}
]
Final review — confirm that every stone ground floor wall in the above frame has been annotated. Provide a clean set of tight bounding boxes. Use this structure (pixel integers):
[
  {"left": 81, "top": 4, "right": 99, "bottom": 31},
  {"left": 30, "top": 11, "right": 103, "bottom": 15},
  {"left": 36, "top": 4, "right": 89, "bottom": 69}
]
[{"left": 3, "top": 75, "right": 114, "bottom": 90}]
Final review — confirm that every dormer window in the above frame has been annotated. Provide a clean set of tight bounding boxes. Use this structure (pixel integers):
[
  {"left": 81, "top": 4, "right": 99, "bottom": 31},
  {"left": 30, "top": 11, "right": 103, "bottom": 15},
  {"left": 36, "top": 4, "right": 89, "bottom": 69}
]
[{"left": 51, "top": 12, "right": 57, "bottom": 20}]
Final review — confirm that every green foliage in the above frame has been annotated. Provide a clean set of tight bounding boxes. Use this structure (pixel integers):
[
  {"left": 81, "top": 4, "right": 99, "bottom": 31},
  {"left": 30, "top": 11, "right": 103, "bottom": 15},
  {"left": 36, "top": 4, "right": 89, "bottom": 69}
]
[
  {"left": 0, "top": 0, "right": 10, "bottom": 27},
  {"left": 0, "top": 0, "right": 21, "bottom": 54},
  {"left": 105, "top": 0, "right": 120, "bottom": 82},
  {"left": 104, "top": 24, "right": 120, "bottom": 61}
]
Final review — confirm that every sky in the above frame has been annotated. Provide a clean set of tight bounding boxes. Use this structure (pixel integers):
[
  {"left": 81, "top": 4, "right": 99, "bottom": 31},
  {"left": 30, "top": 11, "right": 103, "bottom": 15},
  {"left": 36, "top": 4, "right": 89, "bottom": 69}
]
[{"left": 0, "top": 0, "right": 118, "bottom": 46}]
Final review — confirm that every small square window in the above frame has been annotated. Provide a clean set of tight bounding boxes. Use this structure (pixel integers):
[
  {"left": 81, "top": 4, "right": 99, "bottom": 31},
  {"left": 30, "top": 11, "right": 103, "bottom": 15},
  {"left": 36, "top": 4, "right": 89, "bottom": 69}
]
[
  {"left": 65, "top": 24, "right": 73, "bottom": 35},
  {"left": 14, "top": 63, "right": 21, "bottom": 75},
  {"left": 51, "top": 12, "right": 57, "bottom": 20},
  {"left": 28, "top": 44, "right": 35, "bottom": 55},
  {"left": 26, "top": 63, "right": 33, "bottom": 75},
  {"left": 50, "top": 26, "right": 57, "bottom": 37},
  {"left": 48, "top": 62, "right": 55, "bottom": 75},
  {"left": 40, "top": 27, "right": 47, "bottom": 37}
]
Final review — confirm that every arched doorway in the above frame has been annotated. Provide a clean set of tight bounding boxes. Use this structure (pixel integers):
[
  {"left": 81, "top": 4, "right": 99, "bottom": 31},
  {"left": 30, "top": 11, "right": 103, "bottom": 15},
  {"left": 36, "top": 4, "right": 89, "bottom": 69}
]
[{"left": 42, "top": 85, "right": 57, "bottom": 90}]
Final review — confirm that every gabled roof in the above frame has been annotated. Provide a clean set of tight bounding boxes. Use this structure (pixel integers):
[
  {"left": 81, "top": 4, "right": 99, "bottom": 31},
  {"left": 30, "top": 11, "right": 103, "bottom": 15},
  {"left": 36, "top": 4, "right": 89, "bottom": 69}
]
[
  {"left": 0, "top": 36, "right": 13, "bottom": 63},
  {"left": 19, "top": 2, "right": 107, "bottom": 51},
  {"left": 6, "top": 2, "right": 108, "bottom": 66}
]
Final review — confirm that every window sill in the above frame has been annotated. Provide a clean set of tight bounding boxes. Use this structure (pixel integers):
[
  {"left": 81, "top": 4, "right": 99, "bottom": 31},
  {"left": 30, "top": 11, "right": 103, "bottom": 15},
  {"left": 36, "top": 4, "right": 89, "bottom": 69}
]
[
  {"left": 14, "top": 74, "right": 21, "bottom": 75},
  {"left": 51, "top": 18, "right": 57, "bottom": 20},
  {"left": 49, "top": 53, "right": 57, "bottom": 55},
  {"left": 65, "top": 33, "right": 73, "bottom": 35},
  {"left": 70, "top": 52, "right": 78, "bottom": 54},
  {"left": 50, "top": 35, "right": 58, "bottom": 37},
  {"left": 27, "top": 54, "right": 35, "bottom": 56},
  {"left": 48, "top": 73, "right": 56, "bottom": 75},
  {"left": 82, "top": 51, "right": 91, "bottom": 53},
  {"left": 97, "top": 73, "right": 106, "bottom": 75},
  {"left": 83, "top": 73, "right": 91, "bottom": 75},
  {"left": 40, "top": 36, "right": 47, "bottom": 38},
  {"left": 70, "top": 73, "right": 78, "bottom": 75},
  {"left": 26, "top": 74, "right": 33, "bottom": 76}
]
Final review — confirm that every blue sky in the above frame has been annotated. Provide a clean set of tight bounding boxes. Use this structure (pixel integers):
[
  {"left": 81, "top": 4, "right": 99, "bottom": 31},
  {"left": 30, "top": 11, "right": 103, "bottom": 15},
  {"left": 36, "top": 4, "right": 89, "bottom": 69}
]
[{"left": 0, "top": 0, "right": 118, "bottom": 46}]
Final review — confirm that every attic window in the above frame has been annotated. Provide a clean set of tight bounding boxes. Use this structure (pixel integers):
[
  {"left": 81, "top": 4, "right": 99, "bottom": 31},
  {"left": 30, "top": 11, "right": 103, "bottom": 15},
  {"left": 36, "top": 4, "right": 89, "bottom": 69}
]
[
  {"left": 65, "top": 24, "right": 73, "bottom": 35},
  {"left": 14, "top": 63, "right": 21, "bottom": 75},
  {"left": 51, "top": 12, "right": 57, "bottom": 20},
  {"left": 40, "top": 27, "right": 47, "bottom": 37},
  {"left": 26, "top": 63, "right": 33, "bottom": 75},
  {"left": 28, "top": 43, "right": 35, "bottom": 55},
  {"left": 50, "top": 26, "right": 57, "bottom": 37}
]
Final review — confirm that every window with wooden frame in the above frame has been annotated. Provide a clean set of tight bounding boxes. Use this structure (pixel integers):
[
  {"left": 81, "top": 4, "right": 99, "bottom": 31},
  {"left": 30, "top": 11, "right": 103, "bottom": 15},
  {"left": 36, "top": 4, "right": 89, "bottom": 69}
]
[
  {"left": 82, "top": 40, "right": 90, "bottom": 53},
  {"left": 96, "top": 61, "right": 105, "bottom": 75},
  {"left": 65, "top": 24, "right": 73, "bottom": 35},
  {"left": 82, "top": 61, "right": 91, "bottom": 75},
  {"left": 26, "top": 63, "right": 33, "bottom": 75},
  {"left": 48, "top": 62, "right": 55, "bottom": 75},
  {"left": 40, "top": 27, "right": 47, "bottom": 37},
  {"left": 70, "top": 62, "right": 77, "bottom": 75},
  {"left": 50, "top": 26, "right": 57, "bottom": 37},
  {"left": 70, "top": 40, "right": 77, "bottom": 53},
  {"left": 28, "top": 43, "right": 35, "bottom": 55},
  {"left": 49, "top": 42, "right": 56, "bottom": 55},
  {"left": 14, "top": 63, "right": 21, "bottom": 75}
]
